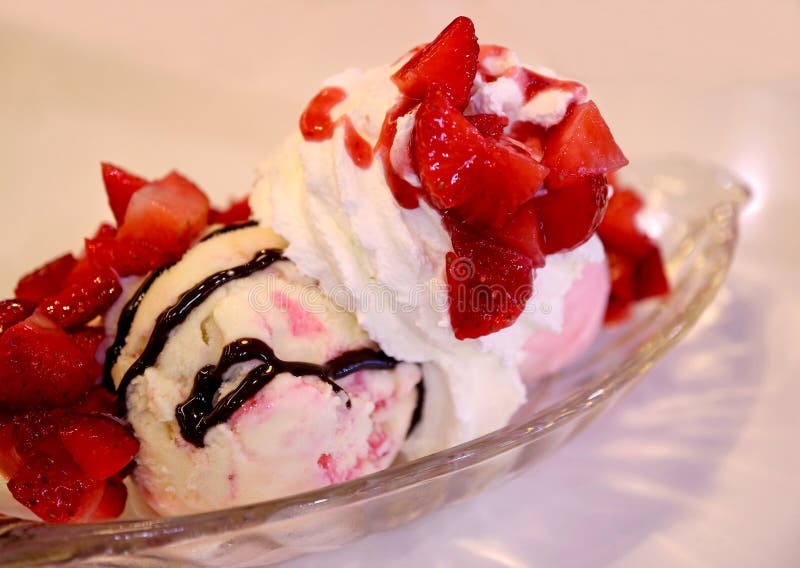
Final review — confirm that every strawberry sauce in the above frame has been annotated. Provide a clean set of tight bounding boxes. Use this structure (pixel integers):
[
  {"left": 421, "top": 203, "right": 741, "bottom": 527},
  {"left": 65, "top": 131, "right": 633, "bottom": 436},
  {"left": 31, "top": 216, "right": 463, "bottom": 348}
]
[{"left": 300, "top": 87, "right": 374, "bottom": 169}]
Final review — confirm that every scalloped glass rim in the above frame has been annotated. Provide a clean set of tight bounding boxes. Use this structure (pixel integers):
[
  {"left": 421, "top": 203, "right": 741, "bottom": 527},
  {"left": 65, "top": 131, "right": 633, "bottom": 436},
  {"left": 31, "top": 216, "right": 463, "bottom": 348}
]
[{"left": 0, "top": 155, "right": 749, "bottom": 567}]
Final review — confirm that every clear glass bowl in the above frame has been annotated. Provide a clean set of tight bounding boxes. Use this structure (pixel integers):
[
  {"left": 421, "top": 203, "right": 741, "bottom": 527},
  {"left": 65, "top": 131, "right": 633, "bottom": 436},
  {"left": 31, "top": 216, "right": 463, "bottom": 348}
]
[{"left": 0, "top": 156, "right": 748, "bottom": 568}]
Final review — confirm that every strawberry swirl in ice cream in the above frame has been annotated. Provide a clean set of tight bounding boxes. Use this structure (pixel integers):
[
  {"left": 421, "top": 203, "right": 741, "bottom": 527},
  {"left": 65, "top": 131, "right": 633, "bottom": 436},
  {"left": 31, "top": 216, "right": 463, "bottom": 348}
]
[{"left": 252, "top": 17, "right": 624, "bottom": 457}]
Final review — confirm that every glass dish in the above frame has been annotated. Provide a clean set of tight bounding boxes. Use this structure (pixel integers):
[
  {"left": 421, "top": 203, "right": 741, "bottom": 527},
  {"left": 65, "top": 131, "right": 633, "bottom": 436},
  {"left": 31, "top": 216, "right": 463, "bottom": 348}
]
[{"left": 0, "top": 156, "right": 748, "bottom": 568}]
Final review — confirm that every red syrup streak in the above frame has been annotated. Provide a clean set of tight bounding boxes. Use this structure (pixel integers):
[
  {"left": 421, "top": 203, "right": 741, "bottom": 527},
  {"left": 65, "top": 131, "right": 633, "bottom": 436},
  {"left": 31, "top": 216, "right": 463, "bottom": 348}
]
[
  {"left": 374, "top": 96, "right": 421, "bottom": 209},
  {"left": 300, "top": 87, "right": 374, "bottom": 170}
]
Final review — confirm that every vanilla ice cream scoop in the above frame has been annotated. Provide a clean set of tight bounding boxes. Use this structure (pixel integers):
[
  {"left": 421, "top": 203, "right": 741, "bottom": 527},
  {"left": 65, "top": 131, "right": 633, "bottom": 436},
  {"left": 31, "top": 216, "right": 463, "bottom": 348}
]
[{"left": 108, "top": 225, "right": 421, "bottom": 515}]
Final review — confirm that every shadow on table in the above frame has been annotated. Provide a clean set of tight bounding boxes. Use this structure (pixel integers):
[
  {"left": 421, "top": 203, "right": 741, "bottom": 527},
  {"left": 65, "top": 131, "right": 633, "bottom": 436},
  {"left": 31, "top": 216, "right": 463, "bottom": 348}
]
[{"left": 284, "top": 276, "right": 766, "bottom": 568}]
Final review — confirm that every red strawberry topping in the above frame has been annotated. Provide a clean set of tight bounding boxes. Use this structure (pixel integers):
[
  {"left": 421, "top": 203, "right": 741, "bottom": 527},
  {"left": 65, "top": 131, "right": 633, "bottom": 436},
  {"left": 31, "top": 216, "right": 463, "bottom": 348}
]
[
  {"left": 466, "top": 113, "right": 509, "bottom": 138},
  {"left": 0, "top": 299, "right": 36, "bottom": 337},
  {"left": 542, "top": 101, "right": 629, "bottom": 179},
  {"left": 0, "top": 315, "right": 100, "bottom": 411},
  {"left": 15, "top": 253, "right": 78, "bottom": 304},
  {"left": 392, "top": 16, "right": 479, "bottom": 110},
  {"left": 101, "top": 162, "right": 148, "bottom": 225},
  {"left": 37, "top": 265, "right": 122, "bottom": 329},
  {"left": 60, "top": 414, "right": 139, "bottom": 480},
  {"left": 209, "top": 196, "right": 252, "bottom": 225}
]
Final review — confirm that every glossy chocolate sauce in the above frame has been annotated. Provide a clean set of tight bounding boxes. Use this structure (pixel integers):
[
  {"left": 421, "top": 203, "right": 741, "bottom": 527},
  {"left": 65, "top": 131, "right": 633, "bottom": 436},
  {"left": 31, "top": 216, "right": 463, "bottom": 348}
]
[{"left": 176, "top": 338, "right": 399, "bottom": 447}]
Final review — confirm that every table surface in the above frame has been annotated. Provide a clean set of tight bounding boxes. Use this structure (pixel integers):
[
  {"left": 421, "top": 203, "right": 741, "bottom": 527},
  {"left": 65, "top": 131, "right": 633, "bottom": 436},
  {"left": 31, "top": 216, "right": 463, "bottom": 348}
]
[{"left": 0, "top": 2, "right": 798, "bottom": 566}]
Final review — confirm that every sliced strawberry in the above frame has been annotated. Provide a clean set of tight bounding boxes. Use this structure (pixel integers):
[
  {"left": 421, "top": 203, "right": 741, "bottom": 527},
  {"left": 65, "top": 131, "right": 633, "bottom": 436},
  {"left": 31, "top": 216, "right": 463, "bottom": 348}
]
[
  {"left": 0, "top": 316, "right": 100, "bottom": 410},
  {"left": 392, "top": 16, "right": 479, "bottom": 110},
  {"left": 73, "top": 387, "right": 123, "bottom": 416},
  {"left": 85, "top": 234, "right": 165, "bottom": 277},
  {"left": 88, "top": 477, "right": 128, "bottom": 521},
  {"left": 69, "top": 327, "right": 105, "bottom": 359},
  {"left": 0, "top": 299, "right": 36, "bottom": 337},
  {"left": 209, "top": 196, "right": 251, "bottom": 225},
  {"left": 542, "top": 101, "right": 628, "bottom": 179},
  {"left": 116, "top": 171, "right": 210, "bottom": 266},
  {"left": 605, "top": 250, "right": 636, "bottom": 324},
  {"left": 597, "top": 187, "right": 653, "bottom": 259},
  {"left": 9, "top": 409, "right": 62, "bottom": 460},
  {"left": 445, "top": 220, "right": 535, "bottom": 339},
  {"left": 8, "top": 449, "right": 104, "bottom": 523},
  {"left": 534, "top": 175, "right": 609, "bottom": 254},
  {"left": 633, "top": 246, "right": 670, "bottom": 300},
  {"left": 413, "top": 91, "right": 548, "bottom": 227},
  {"left": 101, "top": 163, "right": 149, "bottom": 226},
  {"left": 466, "top": 113, "right": 509, "bottom": 138},
  {"left": 60, "top": 414, "right": 139, "bottom": 480},
  {"left": 492, "top": 201, "right": 546, "bottom": 266},
  {"left": 508, "top": 121, "right": 547, "bottom": 161},
  {"left": 37, "top": 264, "right": 121, "bottom": 329},
  {"left": 14, "top": 253, "right": 77, "bottom": 304},
  {"left": 0, "top": 414, "right": 18, "bottom": 477}
]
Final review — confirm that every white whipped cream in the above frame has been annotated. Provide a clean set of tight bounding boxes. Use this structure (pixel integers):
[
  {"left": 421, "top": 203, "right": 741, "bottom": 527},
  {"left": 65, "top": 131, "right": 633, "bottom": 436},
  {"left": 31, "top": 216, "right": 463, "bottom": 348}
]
[{"left": 252, "top": 52, "right": 605, "bottom": 458}]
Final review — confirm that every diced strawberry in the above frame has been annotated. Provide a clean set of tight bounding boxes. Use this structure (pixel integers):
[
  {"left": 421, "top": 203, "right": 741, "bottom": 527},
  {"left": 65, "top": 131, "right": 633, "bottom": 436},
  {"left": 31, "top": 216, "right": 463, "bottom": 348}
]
[
  {"left": 413, "top": 91, "right": 548, "bottom": 227},
  {"left": 88, "top": 477, "right": 128, "bottom": 521},
  {"left": 597, "top": 187, "right": 653, "bottom": 259},
  {"left": 116, "top": 171, "right": 210, "bottom": 266},
  {"left": 0, "top": 316, "right": 100, "bottom": 410},
  {"left": 59, "top": 414, "right": 139, "bottom": 480},
  {"left": 466, "top": 113, "right": 509, "bottom": 138},
  {"left": 85, "top": 234, "right": 164, "bottom": 277},
  {"left": 542, "top": 101, "right": 628, "bottom": 179},
  {"left": 0, "top": 299, "right": 36, "bottom": 337},
  {"left": 14, "top": 253, "right": 77, "bottom": 304},
  {"left": 0, "top": 414, "right": 18, "bottom": 477},
  {"left": 534, "top": 175, "right": 609, "bottom": 254},
  {"left": 101, "top": 163, "right": 148, "bottom": 226},
  {"left": 73, "top": 387, "right": 122, "bottom": 416},
  {"left": 633, "top": 246, "right": 670, "bottom": 300},
  {"left": 508, "top": 121, "right": 547, "bottom": 161},
  {"left": 392, "top": 16, "right": 479, "bottom": 110},
  {"left": 605, "top": 250, "right": 636, "bottom": 324},
  {"left": 8, "top": 449, "right": 104, "bottom": 523},
  {"left": 9, "top": 409, "right": 62, "bottom": 460},
  {"left": 69, "top": 327, "right": 105, "bottom": 359},
  {"left": 445, "top": 220, "right": 535, "bottom": 339},
  {"left": 37, "top": 265, "right": 121, "bottom": 329},
  {"left": 491, "top": 201, "right": 546, "bottom": 266},
  {"left": 209, "top": 196, "right": 252, "bottom": 225}
]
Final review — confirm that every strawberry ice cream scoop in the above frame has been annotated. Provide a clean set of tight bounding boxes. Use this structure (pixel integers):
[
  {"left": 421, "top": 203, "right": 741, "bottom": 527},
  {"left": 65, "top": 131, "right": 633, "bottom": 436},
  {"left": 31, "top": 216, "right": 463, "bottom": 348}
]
[{"left": 108, "top": 225, "right": 421, "bottom": 516}]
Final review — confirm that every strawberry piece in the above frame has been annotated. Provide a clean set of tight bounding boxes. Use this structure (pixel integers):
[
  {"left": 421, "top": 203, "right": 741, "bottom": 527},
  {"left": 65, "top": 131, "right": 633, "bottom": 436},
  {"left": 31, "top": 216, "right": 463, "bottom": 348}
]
[
  {"left": 413, "top": 91, "right": 548, "bottom": 228},
  {"left": 209, "top": 196, "right": 251, "bottom": 225},
  {"left": 445, "top": 220, "right": 535, "bottom": 339},
  {"left": 392, "top": 16, "right": 479, "bottom": 110},
  {"left": 0, "top": 414, "right": 18, "bottom": 477},
  {"left": 101, "top": 163, "right": 148, "bottom": 226},
  {"left": 8, "top": 449, "right": 104, "bottom": 523},
  {"left": 116, "top": 171, "right": 210, "bottom": 266},
  {"left": 0, "top": 299, "right": 36, "bottom": 337},
  {"left": 542, "top": 101, "right": 629, "bottom": 179},
  {"left": 73, "top": 387, "right": 122, "bottom": 416},
  {"left": 89, "top": 478, "right": 127, "bottom": 521},
  {"left": 508, "top": 121, "right": 547, "bottom": 161},
  {"left": 37, "top": 265, "right": 121, "bottom": 329},
  {"left": 85, "top": 234, "right": 164, "bottom": 277},
  {"left": 60, "top": 414, "right": 138, "bottom": 480},
  {"left": 596, "top": 187, "right": 653, "bottom": 259},
  {"left": 9, "top": 409, "right": 62, "bottom": 460},
  {"left": 69, "top": 327, "right": 105, "bottom": 359},
  {"left": 14, "top": 253, "right": 77, "bottom": 304},
  {"left": 0, "top": 316, "right": 100, "bottom": 410},
  {"left": 633, "top": 246, "right": 670, "bottom": 300},
  {"left": 534, "top": 175, "right": 609, "bottom": 254},
  {"left": 466, "top": 113, "right": 509, "bottom": 138},
  {"left": 492, "top": 201, "right": 546, "bottom": 266}
]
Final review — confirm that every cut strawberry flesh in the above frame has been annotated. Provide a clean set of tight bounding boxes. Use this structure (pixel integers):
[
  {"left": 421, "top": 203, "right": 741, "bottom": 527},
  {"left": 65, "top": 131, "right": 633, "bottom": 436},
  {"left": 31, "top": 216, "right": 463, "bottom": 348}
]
[
  {"left": 445, "top": 219, "right": 535, "bottom": 339},
  {"left": 0, "top": 299, "right": 36, "bottom": 337},
  {"left": 209, "top": 196, "right": 252, "bottom": 225},
  {"left": 466, "top": 113, "right": 509, "bottom": 138},
  {"left": 534, "top": 175, "right": 609, "bottom": 254},
  {"left": 37, "top": 265, "right": 121, "bottom": 329},
  {"left": 60, "top": 414, "right": 139, "bottom": 480},
  {"left": 392, "top": 16, "right": 479, "bottom": 110},
  {"left": 101, "top": 162, "right": 148, "bottom": 226},
  {"left": 0, "top": 316, "right": 100, "bottom": 411},
  {"left": 543, "top": 101, "right": 629, "bottom": 179},
  {"left": 15, "top": 253, "right": 77, "bottom": 304},
  {"left": 89, "top": 478, "right": 128, "bottom": 521}
]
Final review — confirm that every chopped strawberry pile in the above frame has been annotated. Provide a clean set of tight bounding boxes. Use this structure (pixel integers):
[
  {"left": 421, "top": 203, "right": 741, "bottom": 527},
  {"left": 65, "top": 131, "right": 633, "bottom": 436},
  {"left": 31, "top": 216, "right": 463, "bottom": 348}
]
[
  {"left": 383, "top": 16, "right": 630, "bottom": 338},
  {"left": 0, "top": 163, "right": 249, "bottom": 522},
  {"left": 598, "top": 176, "right": 670, "bottom": 322}
]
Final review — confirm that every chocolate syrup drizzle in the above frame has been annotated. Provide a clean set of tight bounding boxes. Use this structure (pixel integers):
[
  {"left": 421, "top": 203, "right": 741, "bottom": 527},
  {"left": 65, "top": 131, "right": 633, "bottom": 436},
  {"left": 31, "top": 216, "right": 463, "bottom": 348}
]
[
  {"left": 176, "top": 339, "right": 398, "bottom": 447},
  {"left": 107, "top": 234, "right": 420, "bottom": 447}
]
